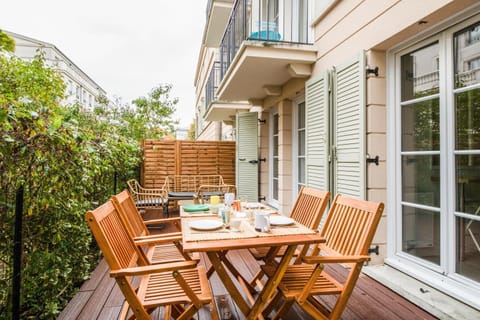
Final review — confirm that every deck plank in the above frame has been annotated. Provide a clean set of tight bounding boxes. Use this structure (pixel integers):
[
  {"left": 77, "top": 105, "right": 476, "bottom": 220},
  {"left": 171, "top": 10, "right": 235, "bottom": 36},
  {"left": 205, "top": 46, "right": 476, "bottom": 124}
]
[{"left": 77, "top": 269, "right": 116, "bottom": 320}]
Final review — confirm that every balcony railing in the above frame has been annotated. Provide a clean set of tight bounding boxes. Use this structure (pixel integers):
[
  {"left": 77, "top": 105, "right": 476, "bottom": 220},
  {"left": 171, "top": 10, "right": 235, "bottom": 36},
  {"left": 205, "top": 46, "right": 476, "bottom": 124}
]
[
  {"left": 205, "top": 61, "right": 222, "bottom": 111},
  {"left": 220, "top": 0, "right": 311, "bottom": 79}
]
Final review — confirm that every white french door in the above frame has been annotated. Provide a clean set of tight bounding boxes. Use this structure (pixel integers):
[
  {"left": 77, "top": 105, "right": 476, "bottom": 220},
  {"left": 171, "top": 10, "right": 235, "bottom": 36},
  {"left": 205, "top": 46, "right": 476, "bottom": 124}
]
[{"left": 388, "top": 13, "right": 480, "bottom": 308}]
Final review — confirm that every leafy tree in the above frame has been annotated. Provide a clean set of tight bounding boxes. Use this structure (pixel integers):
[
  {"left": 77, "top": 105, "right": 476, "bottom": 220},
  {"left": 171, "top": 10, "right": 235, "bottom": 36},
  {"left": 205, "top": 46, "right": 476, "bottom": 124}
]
[
  {"left": 188, "top": 120, "right": 196, "bottom": 140},
  {"left": 129, "top": 84, "right": 178, "bottom": 140},
  {"left": 0, "top": 29, "right": 15, "bottom": 52}
]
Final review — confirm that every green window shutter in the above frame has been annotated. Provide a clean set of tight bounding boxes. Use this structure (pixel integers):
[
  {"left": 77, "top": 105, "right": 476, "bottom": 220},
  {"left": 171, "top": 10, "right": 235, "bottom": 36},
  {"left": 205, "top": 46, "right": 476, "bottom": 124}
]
[
  {"left": 306, "top": 72, "right": 330, "bottom": 191},
  {"left": 333, "top": 52, "right": 366, "bottom": 199},
  {"left": 236, "top": 111, "right": 259, "bottom": 201}
]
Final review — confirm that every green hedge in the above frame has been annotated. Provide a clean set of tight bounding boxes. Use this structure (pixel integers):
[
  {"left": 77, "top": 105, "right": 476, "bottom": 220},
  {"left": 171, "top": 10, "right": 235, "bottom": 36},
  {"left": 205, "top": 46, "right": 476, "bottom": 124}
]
[{"left": 0, "top": 54, "right": 143, "bottom": 318}]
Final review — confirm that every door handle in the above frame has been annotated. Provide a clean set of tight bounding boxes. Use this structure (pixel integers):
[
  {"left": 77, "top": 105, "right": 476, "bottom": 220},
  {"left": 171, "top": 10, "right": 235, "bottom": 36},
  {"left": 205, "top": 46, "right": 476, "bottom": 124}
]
[
  {"left": 249, "top": 158, "right": 266, "bottom": 164},
  {"left": 239, "top": 158, "right": 246, "bottom": 161}
]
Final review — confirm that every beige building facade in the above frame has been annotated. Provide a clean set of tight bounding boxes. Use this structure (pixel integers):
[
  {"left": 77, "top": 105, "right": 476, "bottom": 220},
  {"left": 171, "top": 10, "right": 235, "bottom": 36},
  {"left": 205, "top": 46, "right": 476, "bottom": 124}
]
[
  {"left": 6, "top": 30, "right": 106, "bottom": 110},
  {"left": 195, "top": 0, "right": 480, "bottom": 316}
]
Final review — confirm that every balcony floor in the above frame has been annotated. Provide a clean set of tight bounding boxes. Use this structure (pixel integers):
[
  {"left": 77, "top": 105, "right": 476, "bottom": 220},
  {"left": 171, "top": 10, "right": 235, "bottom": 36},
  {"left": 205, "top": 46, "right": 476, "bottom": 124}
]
[{"left": 59, "top": 209, "right": 438, "bottom": 320}]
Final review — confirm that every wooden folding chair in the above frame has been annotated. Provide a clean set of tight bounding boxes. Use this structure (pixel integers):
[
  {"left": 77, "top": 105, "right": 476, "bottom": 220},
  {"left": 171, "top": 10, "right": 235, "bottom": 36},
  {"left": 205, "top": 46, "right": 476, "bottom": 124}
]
[
  {"left": 112, "top": 190, "right": 199, "bottom": 264},
  {"left": 248, "top": 187, "right": 331, "bottom": 287},
  {"left": 262, "top": 195, "right": 384, "bottom": 320},
  {"left": 85, "top": 200, "right": 219, "bottom": 320}
]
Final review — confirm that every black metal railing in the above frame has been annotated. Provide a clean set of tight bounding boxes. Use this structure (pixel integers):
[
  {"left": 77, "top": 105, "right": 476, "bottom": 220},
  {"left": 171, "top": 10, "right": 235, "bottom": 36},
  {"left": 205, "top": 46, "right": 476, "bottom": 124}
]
[
  {"left": 205, "top": 61, "right": 222, "bottom": 111},
  {"left": 219, "top": 0, "right": 311, "bottom": 79}
]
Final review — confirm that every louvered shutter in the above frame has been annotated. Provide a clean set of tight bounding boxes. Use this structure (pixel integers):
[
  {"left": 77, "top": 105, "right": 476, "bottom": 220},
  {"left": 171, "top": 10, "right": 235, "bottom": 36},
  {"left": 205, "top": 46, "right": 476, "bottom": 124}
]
[
  {"left": 236, "top": 111, "right": 258, "bottom": 201},
  {"left": 306, "top": 72, "right": 330, "bottom": 191},
  {"left": 333, "top": 52, "right": 366, "bottom": 199}
]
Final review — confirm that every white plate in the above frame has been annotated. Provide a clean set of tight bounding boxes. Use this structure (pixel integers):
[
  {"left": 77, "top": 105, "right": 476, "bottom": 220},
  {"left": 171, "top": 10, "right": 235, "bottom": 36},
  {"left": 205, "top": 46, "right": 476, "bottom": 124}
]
[
  {"left": 244, "top": 202, "right": 264, "bottom": 209},
  {"left": 269, "top": 216, "right": 295, "bottom": 226},
  {"left": 189, "top": 220, "right": 224, "bottom": 231}
]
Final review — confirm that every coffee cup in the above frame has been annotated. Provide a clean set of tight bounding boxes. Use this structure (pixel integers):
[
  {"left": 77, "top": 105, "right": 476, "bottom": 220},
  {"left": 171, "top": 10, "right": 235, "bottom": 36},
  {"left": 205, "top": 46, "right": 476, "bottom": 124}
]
[{"left": 254, "top": 211, "right": 270, "bottom": 232}]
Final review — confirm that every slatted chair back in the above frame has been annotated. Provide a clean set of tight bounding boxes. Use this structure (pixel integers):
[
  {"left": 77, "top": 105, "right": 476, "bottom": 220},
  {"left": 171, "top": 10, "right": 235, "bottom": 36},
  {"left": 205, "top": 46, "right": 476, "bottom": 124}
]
[
  {"left": 290, "top": 187, "right": 331, "bottom": 230},
  {"left": 317, "top": 194, "right": 384, "bottom": 257},
  {"left": 85, "top": 200, "right": 147, "bottom": 271},
  {"left": 112, "top": 190, "right": 195, "bottom": 265},
  {"left": 248, "top": 187, "right": 330, "bottom": 288},
  {"left": 112, "top": 190, "right": 149, "bottom": 239}
]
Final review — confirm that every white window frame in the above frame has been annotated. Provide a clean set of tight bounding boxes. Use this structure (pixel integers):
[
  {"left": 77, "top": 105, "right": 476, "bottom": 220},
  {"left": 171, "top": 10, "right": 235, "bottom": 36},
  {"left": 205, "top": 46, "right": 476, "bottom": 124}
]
[
  {"left": 269, "top": 106, "right": 280, "bottom": 207},
  {"left": 292, "top": 96, "right": 306, "bottom": 195},
  {"left": 386, "top": 7, "right": 480, "bottom": 309}
]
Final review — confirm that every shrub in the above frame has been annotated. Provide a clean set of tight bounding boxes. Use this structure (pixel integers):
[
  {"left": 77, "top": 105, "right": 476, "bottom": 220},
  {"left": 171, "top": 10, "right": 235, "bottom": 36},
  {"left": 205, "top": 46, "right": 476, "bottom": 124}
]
[{"left": 0, "top": 53, "right": 143, "bottom": 318}]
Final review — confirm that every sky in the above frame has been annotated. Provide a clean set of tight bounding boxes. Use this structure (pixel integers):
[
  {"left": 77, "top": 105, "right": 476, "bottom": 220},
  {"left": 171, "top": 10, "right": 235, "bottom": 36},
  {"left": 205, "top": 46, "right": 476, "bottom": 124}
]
[{"left": 0, "top": 0, "right": 208, "bottom": 127}]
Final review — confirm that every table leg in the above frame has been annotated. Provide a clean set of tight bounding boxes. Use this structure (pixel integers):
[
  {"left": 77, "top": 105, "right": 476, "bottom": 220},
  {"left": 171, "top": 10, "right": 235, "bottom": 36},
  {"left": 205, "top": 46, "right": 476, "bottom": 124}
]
[
  {"left": 247, "top": 245, "right": 297, "bottom": 320},
  {"left": 219, "top": 252, "right": 258, "bottom": 294},
  {"left": 207, "top": 251, "right": 251, "bottom": 316}
]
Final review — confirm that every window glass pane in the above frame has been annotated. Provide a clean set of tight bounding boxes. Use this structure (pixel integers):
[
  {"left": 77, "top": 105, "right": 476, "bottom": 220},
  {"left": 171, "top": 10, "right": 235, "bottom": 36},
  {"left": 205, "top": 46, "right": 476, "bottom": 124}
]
[
  {"left": 455, "top": 22, "right": 480, "bottom": 88},
  {"left": 273, "top": 113, "right": 279, "bottom": 133},
  {"left": 273, "top": 179, "right": 278, "bottom": 200},
  {"left": 402, "top": 98, "right": 440, "bottom": 151},
  {"left": 401, "top": 42, "right": 439, "bottom": 101},
  {"left": 455, "top": 89, "right": 480, "bottom": 150},
  {"left": 456, "top": 217, "right": 480, "bottom": 282},
  {"left": 298, "top": 158, "right": 305, "bottom": 184},
  {"left": 298, "top": 102, "right": 305, "bottom": 129},
  {"left": 456, "top": 155, "right": 480, "bottom": 214},
  {"left": 402, "top": 155, "right": 440, "bottom": 207},
  {"left": 402, "top": 205, "right": 440, "bottom": 265},
  {"left": 273, "top": 136, "right": 278, "bottom": 156},
  {"left": 298, "top": 130, "right": 305, "bottom": 156}
]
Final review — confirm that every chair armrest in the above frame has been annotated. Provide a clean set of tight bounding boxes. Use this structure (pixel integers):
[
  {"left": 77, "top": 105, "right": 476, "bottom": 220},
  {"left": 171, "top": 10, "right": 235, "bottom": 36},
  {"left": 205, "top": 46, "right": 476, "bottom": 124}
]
[
  {"left": 133, "top": 232, "right": 182, "bottom": 241},
  {"left": 134, "top": 234, "right": 182, "bottom": 246},
  {"left": 110, "top": 260, "right": 198, "bottom": 277},
  {"left": 135, "top": 190, "right": 167, "bottom": 198},
  {"left": 302, "top": 254, "right": 371, "bottom": 264},
  {"left": 144, "top": 217, "right": 181, "bottom": 226},
  {"left": 198, "top": 184, "right": 222, "bottom": 190},
  {"left": 197, "top": 184, "right": 236, "bottom": 194}
]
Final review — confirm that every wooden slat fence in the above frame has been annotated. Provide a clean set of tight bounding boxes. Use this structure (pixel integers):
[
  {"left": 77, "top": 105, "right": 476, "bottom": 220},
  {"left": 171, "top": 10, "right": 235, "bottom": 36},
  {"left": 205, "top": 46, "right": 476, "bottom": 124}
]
[{"left": 141, "top": 140, "right": 236, "bottom": 189}]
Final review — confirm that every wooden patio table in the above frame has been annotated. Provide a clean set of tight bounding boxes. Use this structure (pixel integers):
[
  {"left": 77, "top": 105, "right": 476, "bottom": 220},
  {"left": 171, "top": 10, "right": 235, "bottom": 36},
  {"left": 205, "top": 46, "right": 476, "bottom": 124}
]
[{"left": 181, "top": 216, "right": 325, "bottom": 320}]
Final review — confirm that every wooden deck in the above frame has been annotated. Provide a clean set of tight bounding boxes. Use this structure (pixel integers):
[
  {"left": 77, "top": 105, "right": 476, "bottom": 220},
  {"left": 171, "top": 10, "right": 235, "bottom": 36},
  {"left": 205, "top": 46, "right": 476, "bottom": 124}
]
[{"left": 60, "top": 211, "right": 438, "bottom": 320}]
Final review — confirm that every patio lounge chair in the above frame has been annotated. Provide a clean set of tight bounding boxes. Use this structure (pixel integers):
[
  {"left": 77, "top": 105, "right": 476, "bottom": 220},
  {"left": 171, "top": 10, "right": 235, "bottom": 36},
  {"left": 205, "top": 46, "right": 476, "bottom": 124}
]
[
  {"left": 262, "top": 194, "right": 384, "bottom": 320},
  {"left": 127, "top": 179, "right": 169, "bottom": 217},
  {"left": 85, "top": 200, "right": 218, "bottom": 320}
]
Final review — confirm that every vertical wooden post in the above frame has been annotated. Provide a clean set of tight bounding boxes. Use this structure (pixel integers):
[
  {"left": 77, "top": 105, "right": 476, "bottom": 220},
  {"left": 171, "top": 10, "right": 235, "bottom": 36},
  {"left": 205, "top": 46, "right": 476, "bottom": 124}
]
[
  {"left": 140, "top": 139, "right": 145, "bottom": 185},
  {"left": 175, "top": 140, "right": 181, "bottom": 175}
]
